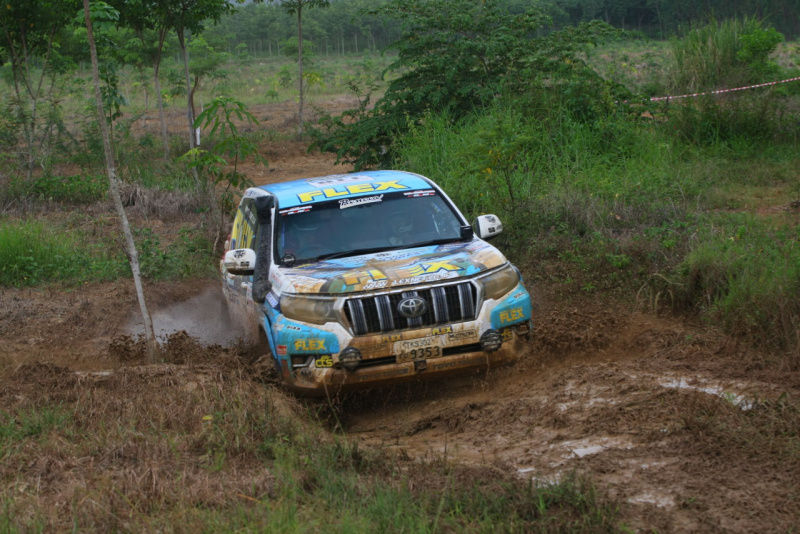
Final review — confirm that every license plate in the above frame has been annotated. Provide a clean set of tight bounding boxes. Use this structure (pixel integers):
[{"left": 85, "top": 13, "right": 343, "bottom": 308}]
[{"left": 395, "top": 336, "right": 443, "bottom": 363}]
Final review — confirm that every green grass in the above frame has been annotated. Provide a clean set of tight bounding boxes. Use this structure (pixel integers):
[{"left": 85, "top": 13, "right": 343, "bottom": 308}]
[
  {"left": 0, "top": 219, "right": 122, "bottom": 286},
  {"left": 395, "top": 88, "right": 800, "bottom": 359},
  {"left": 0, "top": 406, "right": 74, "bottom": 449},
  {"left": 670, "top": 215, "right": 800, "bottom": 354},
  {"left": 0, "top": 219, "right": 215, "bottom": 287}
]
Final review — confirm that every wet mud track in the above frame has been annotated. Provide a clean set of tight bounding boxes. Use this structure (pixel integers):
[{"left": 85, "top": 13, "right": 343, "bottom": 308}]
[
  {"left": 2, "top": 281, "right": 799, "bottom": 531},
  {"left": 339, "top": 305, "right": 800, "bottom": 532}
]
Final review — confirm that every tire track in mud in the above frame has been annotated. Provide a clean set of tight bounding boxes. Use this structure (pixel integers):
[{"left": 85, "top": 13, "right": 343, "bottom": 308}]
[
  {"left": 338, "top": 305, "right": 800, "bottom": 532},
  {"left": 3, "top": 276, "right": 799, "bottom": 531}
]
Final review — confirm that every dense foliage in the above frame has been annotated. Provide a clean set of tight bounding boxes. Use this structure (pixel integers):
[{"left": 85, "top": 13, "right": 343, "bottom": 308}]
[
  {"left": 0, "top": 0, "right": 798, "bottom": 357},
  {"left": 311, "top": 0, "right": 624, "bottom": 169}
]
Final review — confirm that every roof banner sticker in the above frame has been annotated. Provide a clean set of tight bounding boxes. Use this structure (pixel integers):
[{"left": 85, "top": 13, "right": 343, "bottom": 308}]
[
  {"left": 307, "top": 175, "right": 373, "bottom": 187},
  {"left": 339, "top": 194, "right": 384, "bottom": 209},
  {"left": 296, "top": 180, "right": 410, "bottom": 203},
  {"left": 279, "top": 206, "right": 312, "bottom": 216},
  {"left": 404, "top": 189, "right": 436, "bottom": 198}
]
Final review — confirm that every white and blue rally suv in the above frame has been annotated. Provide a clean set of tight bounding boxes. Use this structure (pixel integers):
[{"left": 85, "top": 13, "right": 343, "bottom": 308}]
[{"left": 221, "top": 170, "right": 532, "bottom": 396}]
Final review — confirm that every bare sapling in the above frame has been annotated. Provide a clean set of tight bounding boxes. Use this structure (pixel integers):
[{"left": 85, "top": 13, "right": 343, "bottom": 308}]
[{"left": 83, "top": 0, "right": 159, "bottom": 362}]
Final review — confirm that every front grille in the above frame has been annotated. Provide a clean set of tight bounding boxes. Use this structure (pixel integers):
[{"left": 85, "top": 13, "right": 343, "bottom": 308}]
[{"left": 345, "top": 282, "right": 477, "bottom": 336}]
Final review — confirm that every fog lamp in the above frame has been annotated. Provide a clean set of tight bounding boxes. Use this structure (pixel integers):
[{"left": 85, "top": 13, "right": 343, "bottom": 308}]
[
  {"left": 339, "top": 347, "right": 362, "bottom": 371},
  {"left": 480, "top": 329, "right": 503, "bottom": 352},
  {"left": 514, "top": 320, "right": 532, "bottom": 336}
]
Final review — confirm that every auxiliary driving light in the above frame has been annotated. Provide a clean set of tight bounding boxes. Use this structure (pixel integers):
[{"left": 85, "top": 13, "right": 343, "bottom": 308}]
[
  {"left": 514, "top": 320, "right": 532, "bottom": 337},
  {"left": 339, "top": 347, "right": 362, "bottom": 371},
  {"left": 480, "top": 329, "right": 503, "bottom": 352}
]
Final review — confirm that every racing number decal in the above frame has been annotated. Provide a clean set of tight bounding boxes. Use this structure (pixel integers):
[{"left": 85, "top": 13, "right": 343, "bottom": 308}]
[{"left": 404, "top": 345, "right": 441, "bottom": 361}]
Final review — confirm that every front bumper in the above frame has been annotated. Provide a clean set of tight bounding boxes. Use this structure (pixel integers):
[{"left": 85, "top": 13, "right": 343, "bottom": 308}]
[
  {"left": 284, "top": 325, "right": 529, "bottom": 396},
  {"left": 266, "top": 281, "right": 533, "bottom": 396}
]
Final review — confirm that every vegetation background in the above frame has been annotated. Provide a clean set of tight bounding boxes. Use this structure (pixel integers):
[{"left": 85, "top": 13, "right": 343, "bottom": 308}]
[{"left": 1, "top": 0, "right": 799, "bottom": 531}]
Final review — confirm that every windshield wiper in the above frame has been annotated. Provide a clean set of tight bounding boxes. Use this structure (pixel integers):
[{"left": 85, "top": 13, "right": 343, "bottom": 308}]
[
  {"left": 315, "top": 238, "right": 465, "bottom": 262},
  {"left": 404, "top": 237, "right": 466, "bottom": 249},
  {"left": 316, "top": 244, "right": 409, "bottom": 261}
]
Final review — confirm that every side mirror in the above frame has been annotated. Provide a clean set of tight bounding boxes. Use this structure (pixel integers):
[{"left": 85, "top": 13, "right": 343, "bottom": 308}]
[
  {"left": 473, "top": 214, "right": 503, "bottom": 239},
  {"left": 223, "top": 248, "right": 256, "bottom": 276}
]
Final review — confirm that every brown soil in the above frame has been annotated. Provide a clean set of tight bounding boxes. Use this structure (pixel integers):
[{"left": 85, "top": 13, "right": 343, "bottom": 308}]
[{"left": 2, "top": 100, "right": 800, "bottom": 532}]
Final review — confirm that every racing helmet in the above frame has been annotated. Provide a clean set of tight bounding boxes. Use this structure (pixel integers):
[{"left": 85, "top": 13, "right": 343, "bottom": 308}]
[{"left": 386, "top": 207, "right": 414, "bottom": 236}]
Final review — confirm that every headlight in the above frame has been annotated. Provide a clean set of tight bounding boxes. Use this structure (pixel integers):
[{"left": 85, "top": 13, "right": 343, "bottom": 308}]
[
  {"left": 280, "top": 294, "right": 339, "bottom": 325},
  {"left": 480, "top": 264, "right": 520, "bottom": 300}
]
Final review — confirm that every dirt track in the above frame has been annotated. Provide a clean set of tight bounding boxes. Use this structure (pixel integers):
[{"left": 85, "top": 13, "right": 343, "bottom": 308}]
[
  {"left": 2, "top": 116, "right": 799, "bottom": 530},
  {"left": 2, "top": 267, "right": 799, "bottom": 531}
]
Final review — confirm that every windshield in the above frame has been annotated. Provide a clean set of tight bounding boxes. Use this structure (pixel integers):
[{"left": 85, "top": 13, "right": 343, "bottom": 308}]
[{"left": 276, "top": 191, "right": 464, "bottom": 265}]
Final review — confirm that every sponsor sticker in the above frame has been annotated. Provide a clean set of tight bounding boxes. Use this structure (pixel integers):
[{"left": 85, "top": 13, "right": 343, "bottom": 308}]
[
  {"left": 294, "top": 339, "right": 326, "bottom": 351},
  {"left": 276, "top": 345, "right": 288, "bottom": 356},
  {"left": 499, "top": 307, "right": 525, "bottom": 323},
  {"left": 432, "top": 326, "right": 453, "bottom": 335},
  {"left": 448, "top": 330, "right": 477, "bottom": 342},
  {"left": 315, "top": 355, "right": 334, "bottom": 368},
  {"left": 390, "top": 271, "right": 460, "bottom": 286},
  {"left": 363, "top": 280, "right": 388, "bottom": 290},
  {"left": 339, "top": 194, "right": 384, "bottom": 209},
  {"left": 297, "top": 180, "right": 408, "bottom": 203},
  {"left": 403, "top": 189, "right": 436, "bottom": 198},
  {"left": 279, "top": 206, "right": 312, "bottom": 215}
]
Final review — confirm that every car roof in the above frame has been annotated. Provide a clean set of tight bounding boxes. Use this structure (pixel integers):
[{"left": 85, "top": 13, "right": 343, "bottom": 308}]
[{"left": 253, "top": 170, "right": 437, "bottom": 209}]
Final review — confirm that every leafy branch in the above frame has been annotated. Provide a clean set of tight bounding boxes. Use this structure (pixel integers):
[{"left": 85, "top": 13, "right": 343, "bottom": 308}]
[{"left": 181, "top": 96, "right": 267, "bottom": 250}]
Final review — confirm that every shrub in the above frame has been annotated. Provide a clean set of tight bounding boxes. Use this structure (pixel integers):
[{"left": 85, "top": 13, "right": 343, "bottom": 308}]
[
  {"left": 670, "top": 215, "right": 800, "bottom": 356},
  {"left": 0, "top": 219, "right": 121, "bottom": 286}
]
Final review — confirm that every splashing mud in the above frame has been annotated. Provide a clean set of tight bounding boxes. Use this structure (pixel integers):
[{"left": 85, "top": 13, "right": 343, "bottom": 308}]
[{"left": 124, "top": 288, "right": 243, "bottom": 347}]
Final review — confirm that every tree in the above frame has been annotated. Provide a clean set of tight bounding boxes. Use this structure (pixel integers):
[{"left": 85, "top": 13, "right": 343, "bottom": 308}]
[
  {"left": 186, "top": 35, "right": 230, "bottom": 121},
  {"left": 181, "top": 96, "right": 267, "bottom": 250},
  {"left": 272, "top": 0, "right": 330, "bottom": 134},
  {"left": 83, "top": 0, "right": 159, "bottom": 362},
  {"left": 0, "top": 0, "right": 80, "bottom": 180},
  {"left": 312, "top": 0, "right": 619, "bottom": 170},
  {"left": 112, "top": 0, "right": 174, "bottom": 159},
  {"left": 153, "top": 0, "right": 239, "bottom": 151}
]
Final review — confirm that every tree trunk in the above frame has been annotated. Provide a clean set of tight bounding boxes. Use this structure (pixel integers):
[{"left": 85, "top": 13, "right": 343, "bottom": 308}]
[
  {"left": 178, "top": 28, "right": 196, "bottom": 150},
  {"left": 297, "top": 6, "right": 304, "bottom": 135},
  {"left": 83, "top": 0, "right": 159, "bottom": 363},
  {"left": 151, "top": 29, "right": 169, "bottom": 160}
]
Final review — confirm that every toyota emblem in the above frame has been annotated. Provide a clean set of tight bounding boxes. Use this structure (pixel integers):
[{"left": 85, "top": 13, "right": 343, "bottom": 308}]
[{"left": 397, "top": 296, "right": 427, "bottom": 319}]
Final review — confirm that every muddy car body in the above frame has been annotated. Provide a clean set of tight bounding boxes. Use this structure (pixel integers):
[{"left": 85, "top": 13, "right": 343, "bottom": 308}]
[{"left": 221, "top": 170, "right": 532, "bottom": 396}]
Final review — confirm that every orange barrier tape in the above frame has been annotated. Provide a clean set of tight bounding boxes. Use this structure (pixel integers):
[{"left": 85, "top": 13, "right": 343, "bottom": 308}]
[{"left": 649, "top": 76, "right": 800, "bottom": 102}]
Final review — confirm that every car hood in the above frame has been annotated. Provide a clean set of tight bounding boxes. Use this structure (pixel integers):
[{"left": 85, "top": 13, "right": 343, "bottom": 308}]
[{"left": 274, "top": 239, "right": 506, "bottom": 295}]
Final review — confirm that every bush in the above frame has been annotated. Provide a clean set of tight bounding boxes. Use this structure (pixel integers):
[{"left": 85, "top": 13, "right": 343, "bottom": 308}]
[
  {"left": 0, "top": 219, "right": 121, "bottom": 287},
  {"left": 29, "top": 173, "right": 107, "bottom": 203},
  {"left": 671, "top": 215, "right": 800, "bottom": 356}
]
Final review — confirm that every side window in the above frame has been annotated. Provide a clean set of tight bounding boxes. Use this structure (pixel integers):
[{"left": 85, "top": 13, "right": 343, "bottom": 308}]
[{"left": 231, "top": 199, "right": 259, "bottom": 251}]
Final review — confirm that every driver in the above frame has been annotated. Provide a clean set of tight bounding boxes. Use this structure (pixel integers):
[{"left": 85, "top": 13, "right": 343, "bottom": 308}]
[
  {"left": 386, "top": 209, "right": 415, "bottom": 246},
  {"left": 282, "top": 208, "right": 336, "bottom": 262}
]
